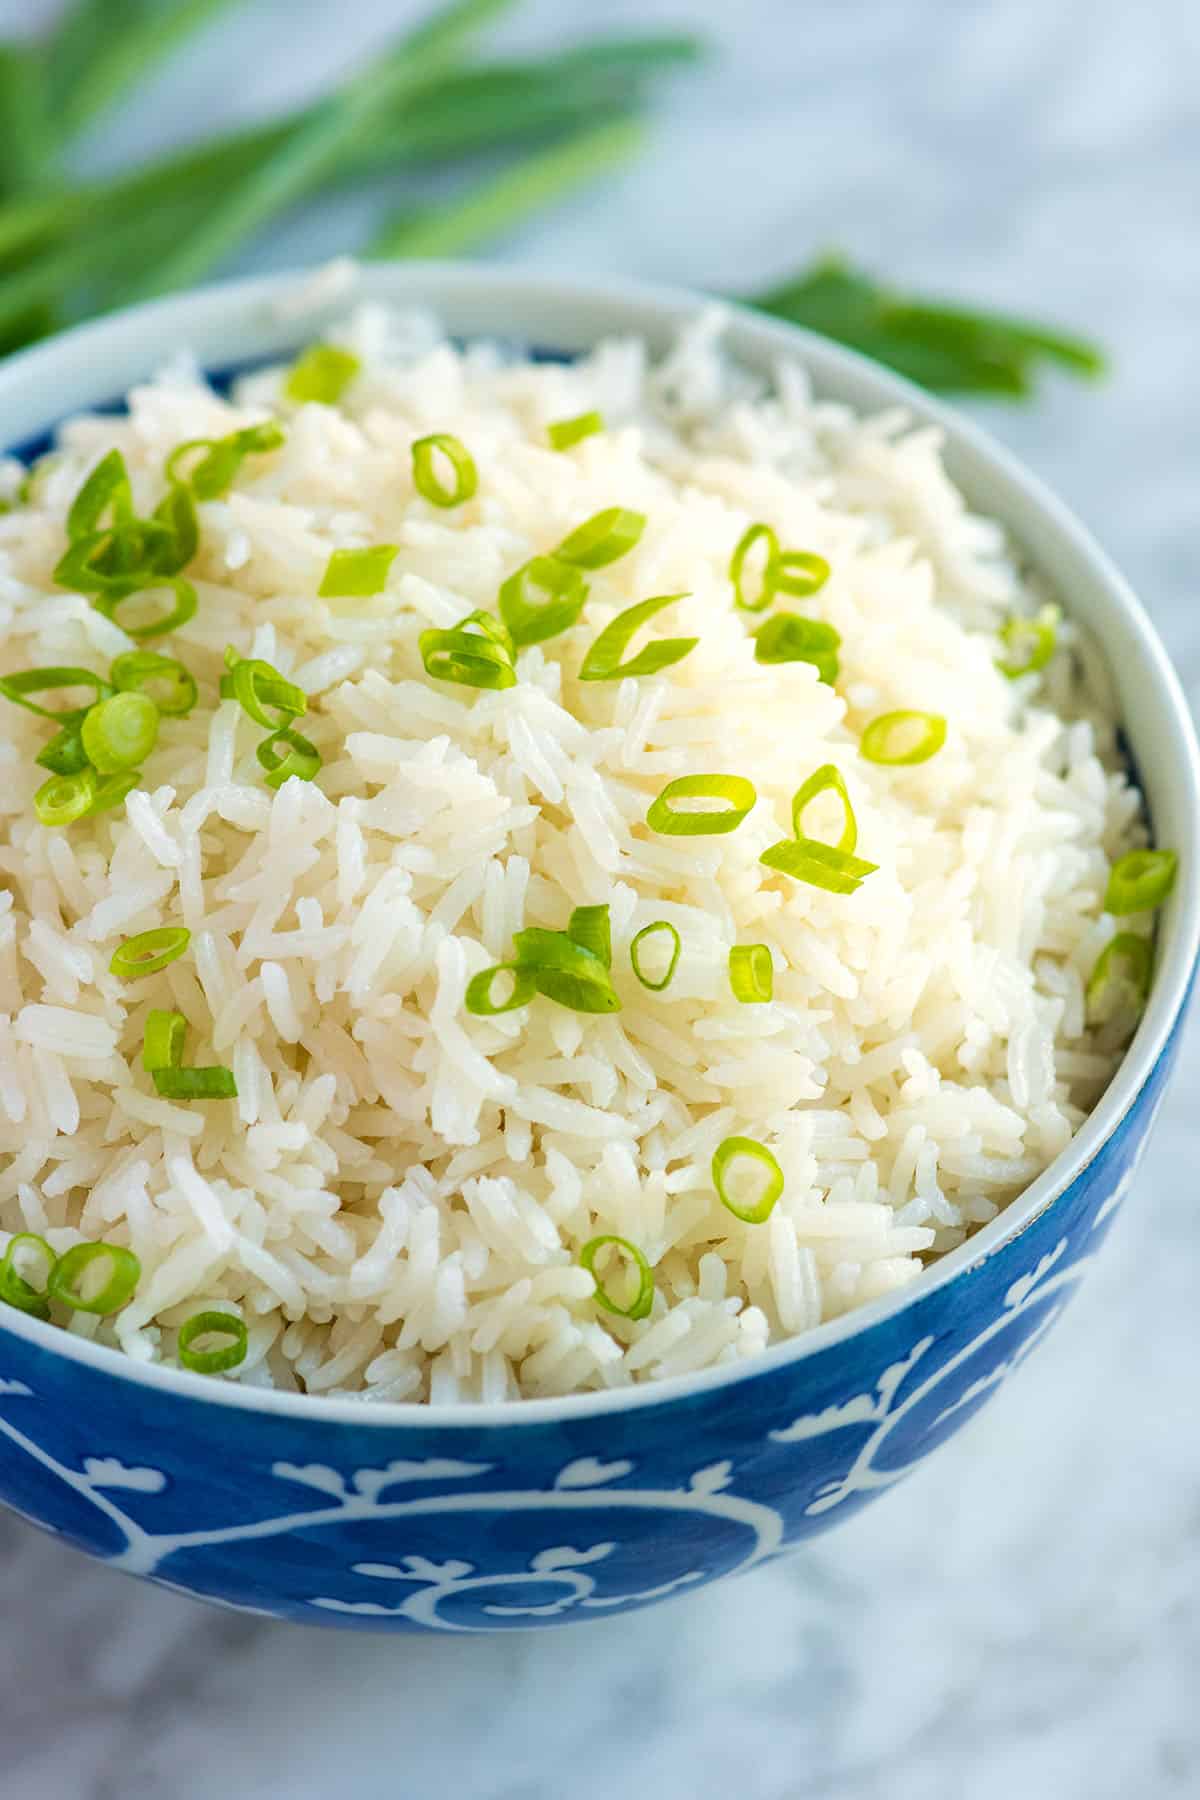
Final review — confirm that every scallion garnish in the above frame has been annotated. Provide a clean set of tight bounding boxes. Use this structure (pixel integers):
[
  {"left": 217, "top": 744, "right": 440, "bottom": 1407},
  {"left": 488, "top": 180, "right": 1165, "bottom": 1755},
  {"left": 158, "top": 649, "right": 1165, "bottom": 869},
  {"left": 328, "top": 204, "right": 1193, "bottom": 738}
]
[
  {"left": 567, "top": 904, "right": 612, "bottom": 969},
  {"left": 411, "top": 432, "right": 478, "bottom": 508},
  {"left": 1086, "top": 931, "right": 1153, "bottom": 1025},
  {"left": 318, "top": 544, "right": 399, "bottom": 598},
  {"left": 80, "top": 691, "right": 159, "bottom": 773},
  {"left": 645, "top": 773, "right": 757, "bottom": 837},
  {"left": 556, "top": 506, "right": 646, "bottom": 570},
  {"left": 760, "top": 837, "right": 878, "bottom": 895},
  {"left": 465, "top": 962, "right": 537, "bottom": 1016},
  {"left": 0, "top": 665, "right": 112, "bottom": 717},
  {"left": 142, "top": 1007, "right": 236, "bottom": 1098},
  {"left": 35, "top": 719, "right": 89, "bottom": 776},
  {"left": 712, "top": 1135, "right": 784, "bottom": 1224},
  {"left": 499, "top": 555, "right": 588, "bottom": 648},
  {"left": 110, "top": 926, "right": 191, "bottom": 980},
  {"left": 165, "top": 420, "right": 284, "bottom": 500},
  {"left": 729, "top": 522, "right": 778, "bottom": 613},
  {"left": 790, "top": 763, "right": 858, "bottom": 852},
  {"left": 97, "top": 575, "right": 198, "bottom": 642},
  {"left": 89, "top": 770, "right": 141, "bottom": 815},
  {"left": 512, "top": 925, "right": 621, "bottom": 1014},
  {"left": 578, "top": 592, "right": 698, "bottom": 682},
  {"left": 420, "top": 610, "right": 517, "bottom": 691},
  {"left": 629, "top": 919, "right": 681, "bottom": 991},
  {"left": 66, "top": 449, "right": 133, "bottom": 541},
  {"left": 48, "top": 1242, "right": 141, "bottom": 1316},
  {"left": 770, "top": 550, "right": 829, "bottom": 597},
  {"left": 0, "top": 1234, "right": 56, "bottom": 1320},
  {"left": 220, "top": 647, "right": 306, "bottom": 728},
  {"left": 860, "top": 710, "right": 947, "bottom": 766},
  {"left": 177, "top": 1310, "right": 248, "bottom": 1375},
  {"left": 256, "top": 726, "right": 321, "bottom": 790},
  {"left": 111, "top": 650, "right": 197, "bottom": 716},
  {"left": 579, "top": 1234, "right": 654, "bottom": 1321},
  {"left": 754, "top": 613, "right": 840, "bottom": 683},
  {"left": 729, "top": 943, "right": 773, "bottom": 1003},
  {"left": 34, "top": 768, "right": 97, "bottom": 828},
  {"left": 997, "top": 604, "right": 1060, "bottom": 679},
  {"left": 285, "top": 343, "right": 360, "bottom": 406},
  {"left": 143, "top": 1008, "right": 187, "bottom": 1071},
  {"left": 1104, "top": 848, "right": 1178, "bottom": 917},
  {"left": 548, "top": 410, "right": 604, "bottom": 451}
]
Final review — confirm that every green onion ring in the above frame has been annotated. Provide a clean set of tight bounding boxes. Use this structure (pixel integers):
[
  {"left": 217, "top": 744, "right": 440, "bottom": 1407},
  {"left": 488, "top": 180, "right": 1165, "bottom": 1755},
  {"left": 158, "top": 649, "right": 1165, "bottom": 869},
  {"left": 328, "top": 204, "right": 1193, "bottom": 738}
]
[
  {"left": 729, "top": 522, "right": 779, "bottom": 613},
  {"left": 48, "top": 1242, "right": 141, "bottom": 1315},
  {"left": 110, "top": 650, "right": 197, "bottom": 717},
  {"left": 754, "top": 613, "right": 840, "bottom": 683},
  {"left": 513, "top": 926, "right": 621, "bottom": 1014},
  {"left": 0, "top": 666, "right": 112, "bottom": 719},
  {"left": 318, "top": 544, "right": 399, "bottom": 599},
  {"left": 256, "top": 726, "right": 322, "bottom": 790},
  {"left": 567, "top": 904, "right": 612, "bottom": 970},
  {"left": 499, "top": 555, "right": 588, "bottom": 648},
  {"left": 465, "top": 962, "right": 537, "bottom": 1016},
  {"left": 629, "top": 920, "right": 682, "bottom": 992},
  {"left": 1086, "top": 931, "right": 1153, "bottom": 1024},
  {"left": 712, "top": 1136, "right": 785, "bottom": 1223},
  {"left": 97, "top": 576, "right": 198, "bottom": 642},
  {"left": 860, "top": 710, "right": 947, "bottom": 766},
  {"left": 729, "top": 944, "right": 773, "bottom": 1003},
  {"left": 35, "top": 719, "right": 90, "bottom": 776},
  {"left": 770, "top": 549, "right": 830, "bottom": 597},
  {"left": 220, "top": 649, "right": 307, "bottom": 728},
  {"left": 646, "top": 774, "right": 757, "bottom": 837},
  {"left": 997, "top": 604, "right": 1060, "bottom": 678},
  {"left": 760, "top": 837, "right": 878, "bottom": 894},
  {"left": 579, "top": 592, "right": 698, "bottom": 682},
  {"left": 285, "top": 343, "right": 360, "bottom": 406},
  {"left": 67, "top": 449, "right": 133, "bottom": 541},
  {"left": 420, "top": 614, "right": 518, "bottom": 691},
  {"left": 110, "top": 926, "right": 191, "bottom": 980},
  {"left": 34, "top": 769, "right": 97, "bottom": 828},
  {"left": 791, "top": 763, "right": 858, "bottom": 852},
  {"left": 143, "top": 1009, "right": 187, "bottom": 1071},
  {"left": 579, "top": 1234, "right": 654, "bottom": 1320},
  {"left": 0, "top": 1233, "right": 57, "bottom": 1319},
  {"left": 412, "top": 433, "right": 478, "bottom": 508},
  {"left": 548, "top": 411, "right": 604, "bottom": 451},
  {"left": 152, "top": 1067, "right": 238, "bottom": 1100},
  {"left": 1104, "top": 848, "right": 1178, "bottom": 917},
  {"left": 178, "top": 1310, "right": 249, "bottom": 1374},
  {"left": 556, "top": 506, "right": 646, "bottom": 570},
  {"left": 80, "top": 691, "right": 159, "bottom": 774}
]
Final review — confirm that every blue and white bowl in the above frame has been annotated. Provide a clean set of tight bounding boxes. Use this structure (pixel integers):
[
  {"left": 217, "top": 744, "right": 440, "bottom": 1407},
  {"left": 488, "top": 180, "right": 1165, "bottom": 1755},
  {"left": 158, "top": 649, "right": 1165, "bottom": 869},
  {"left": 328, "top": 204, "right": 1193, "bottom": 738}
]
[{"left": 0, "top": 266, "right": 1195, "bottom": 1633}]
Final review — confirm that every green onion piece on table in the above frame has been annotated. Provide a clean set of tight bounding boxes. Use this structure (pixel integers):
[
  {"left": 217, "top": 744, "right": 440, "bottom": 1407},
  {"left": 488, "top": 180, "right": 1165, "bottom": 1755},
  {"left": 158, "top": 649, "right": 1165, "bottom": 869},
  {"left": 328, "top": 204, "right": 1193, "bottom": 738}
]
[
  {"left": 729, "top": 522, "right": 779, "bottom": 613},
  {"left": 48, "top": 1242, "right": 141, "bottom": 1315},
  {"left": 1086, "top": 931, "right": 1153, "bottom": 1025},
  {"left": 567, "top": 903, "right": 612, "bottom": 969},
  {"left": 110, "top": 926, "right": 191, "bottom": 980},
  {"left": 499, "top": 555, "right": 588, "bottom": 647},
  {"left": 178, "top": 1309, "right": 249, "bottom": 1374},
  {"left": 1104, "top": 848, "right": 1178, "bottom": 916},
  {"left": 548, "top": 411, "right": 604, "bottom": 451},
  {"left": 712, "top": 1135, "right": 784, "bottom": 1224},
  {"left": 220, "top": 648, "right": 306, "bottom": 727},
  {"left": 556, "top": 506, "right": 646, "bottom": 570},
  {"left": 285, "top": 343, "right": 360, "bottom": 405},
  {"left": 411, "top": 432, "right": 478, "bottom": 507},
  {"left": 754, "top": 613, "right": 840, "bottom": 682},
  {"left": 760, "top": 837, "right": 878, "bottom": 895},
  {"left": 579, "top": 1234, "right": 654, "bottom": 1321},
  {"left": 465, "top": 962, "right": 537, "bottom": 1016},
  {"left": 0, "top": 1233, "right": 57, "bottom": 1319},
  {"left": 646, "top": 773, "right": 757, "bottom": 836},
  {"left": 630, "top": 919, "right": 681, "bottom": 991},
  {"left": 80, "top": 691, "right": 159, "bottom": 773},
  {"left": 997, "top": 604, "right": 1060, "bottom": 678},
  {"left": 512, "top": 926, "right": 621, "bottom": 1013},
  {"left": 791, "top": 763, "right": 858, "bottom": 852},
  {"left": 111, "top": 650, "right": 197, "bottom": 716},
  {"left": 0, "top": 665, "right": 112, "bottom": 717},
  {"left": 579, "top": 592, "right": 697, "bottom": 681},
  {"left": 318, "top": 544, "right": 399, "bottom": 598},
  {"left": 256, "top": 726, "right": 321, "bottom": 789},
  {"left": 729, "top": 943, "right": 773, "bottom": 1003},
  {"left": 420, "top": 611, "right": 517, "bottom": 690},
  {"left": 860, "top": 710, "right": 947, "bottom": 766}
]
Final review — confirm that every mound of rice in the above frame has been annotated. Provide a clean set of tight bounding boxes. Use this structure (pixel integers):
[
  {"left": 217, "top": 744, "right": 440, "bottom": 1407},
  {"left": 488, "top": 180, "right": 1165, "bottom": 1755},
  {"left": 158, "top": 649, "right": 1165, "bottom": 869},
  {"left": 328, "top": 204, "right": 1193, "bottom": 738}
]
[{"left": 0, "top": 302, "right": 1144, "bottom": 1401}]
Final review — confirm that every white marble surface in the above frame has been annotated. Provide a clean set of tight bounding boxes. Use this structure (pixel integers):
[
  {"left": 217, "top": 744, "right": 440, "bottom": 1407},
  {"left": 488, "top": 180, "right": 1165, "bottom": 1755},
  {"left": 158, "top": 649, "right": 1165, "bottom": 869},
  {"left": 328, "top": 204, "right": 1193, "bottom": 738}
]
[{"left": 2, "top": 2, "right": 1199, "bottom": 1795}]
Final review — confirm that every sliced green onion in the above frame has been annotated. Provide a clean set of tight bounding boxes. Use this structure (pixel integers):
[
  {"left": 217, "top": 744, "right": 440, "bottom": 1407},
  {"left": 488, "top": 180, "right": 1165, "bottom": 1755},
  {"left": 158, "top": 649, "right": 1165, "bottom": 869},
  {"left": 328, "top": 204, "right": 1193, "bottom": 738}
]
[
  {"left": 729, "top": 522, "right": 779, "bottom": 613},
  {"left": 729, "top": 943, "right": 773, "bottom": 1003},
  {"left": 420, "top": 611, "right": 517, "bottom": 691},
  {"left": 579, "top": 1234, "right": 654, "bottom": 1321},
  {"left": 548, "top": 411, "right": 604, "bottom": 451},
  {"left": 498, "top": 554, "right": 588, "bottom": 648},
  {"left": 998, "top": 604, "right": 1060, "bottom": 678},
  {"left": 99, "top": 576, "right": 198, "bottom": 642},
  {"left": 34, "top": 768, "right": 96, "bottom": 828},
  {"left": 0, "top": 1234, "right": 56, "bottom": 1320},
  {"left": 1086, "top": 931, "right": 1153, "bottom": 1024},
  {"left": 630, "top": 920, "right": 681, "bottom": 992},
  {"left": 465, "top": 962, "right": 537, "bottom": 1017},
  {"left": 318, "top": 544, "right": 399, "bottom": 599},
  {"left": 556, "top": 506, "right": 646, "bottom": 570},
  {"left": 66, "top": 449, "right": 133, "bottom": 541},
  {"left": 150, "top": 481, "right": 199, "bottom": 572},
  {"left": 412, "top": 433, "right": 478, "bottom": 508},
  {"left": 80, "top": 691, "right": 159, "bottom": 774},
  {"left": 513, "top": 926, "right": 621, "bottom": 1014},
  {"left": 285, "top": 343, "right": 360, "bottom": 405},
  {"left": 220, "top": 649, "right": 306, "bottom": 728},
  {"left": 89, "top": 771, "right": 141, "bottom": 815},
  {"left": 860, "top": 710, "right": 947, "bottom": 766},
  {"left": 110, "top": 926, "right": 191, "bottom": 980},
  {"left": 771, "top": 550, "right": 830, "bottom": 597},
  {"left": 646, "top": 773, "right": 757, "bottom": 836},
  {"left": 712, "top": 1135, "right": 784, "bottom": 1224},
  {"left": 152, "top": 1066, "right": 238, "bottom": 1100},
  {"left": 791, "top": 764, "right": 858, "bottom": 853},
  {"left": 48, "top": 1242, "right": 140, "bottom": 1315},
  {"left": 35, "top": 719, "right": 89, "bottom": 776},
  {"left": 1104, "top": 848, "right": 1178, "bottom": 917},
  {"left": 178, "top": 1309, "right": 248, "bottom": 1374},
  {"left": 111, "top": 650, "right": 197, "bottom": 717},
  {"left": 165, "top": 421, "right": 284, "bottom": 500},
  {"left": 567, "top": 904, "right": 612, "bottom": 970},
  {"left": 754, "top": 613, "right": 840, "bottom": 683},
  {"left": 760, "top": 838, "right": 879, "bottom": 895},
  {"left": 256, "top": 726, "right": 321, "bottom": 790},
  {"left": 143, "top": 1009, "right": 186, "bottom": 1071},
  {"left": 0, "top": 666, "right": 112, "bottom": 718},
  {"left": 579, "top": 592, "right": 698, "bottom": 682}
]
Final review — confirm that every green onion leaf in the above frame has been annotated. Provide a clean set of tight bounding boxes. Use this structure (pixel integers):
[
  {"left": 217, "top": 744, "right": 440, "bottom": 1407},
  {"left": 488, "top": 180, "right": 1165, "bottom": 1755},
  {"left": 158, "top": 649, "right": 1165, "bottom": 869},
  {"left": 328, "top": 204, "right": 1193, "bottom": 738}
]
[
  {"left": 34, "top": 768, "right": 96, "bottom": 828},
  {"left": 770, "top": 550, "right": 830, "bottom": 597},
  {"left": 48, "top": 1242, "right": 140, "bottom": 1316},
  {"left": 729, "top": 522, "right": 779, "bottom": 613},
  {"left": 412, "top": 432, "right": 478, "bottom": 508},
  {"left": 143, "top": 1009, "right": 187, "bottom": 1071},
  {"left": 729, "top": 943, "right": 773, "bottom": 1003},
  {"left": 754, "top": 613, "right": 840, "bottom": 683},
  {"left": 499, "top": 554, "right": 588, "bottom": 648},
  {"left": 579, "top": 1234, "right": 654, "bottom": 1321},
  {"left": 791, "top": 763, "right": 858, "bottom": 852},
  {"left": 760, "top": 837, "right": 878, "bottom": 895},
  {"left": 318, "top": 544, "right": 399, "bottom": 598},
  {"left": 0, "top": 1233, "right": 56, "bottom": 1320},
  {"left": 256, "top": 726, "right": 322, "bottom": 790},
  {"left": 178, "top": 1309, "right": 248, "bottom": 1374},
  {"left": 110, "top": 926, "right": 191, "bottom": 980},
  {"left": 285, "top": 343, "right": 360, "bottom": 405},
  {"left": 166, "top": 421, "right": 284, "bottom": 500},
  {"left": 35, "top": 719, "right": 90, "bottom": 776},
  {"left": 629, "top": 919, "right": 681, "bottom": 991},
  {"left": 152, "top": 1066, "right": 238, "bottom": 1100},
  {"left": 420, "top": 611, "right": 518, "bottom": 691},
  {"left": 548, "top": 410, "right": 604, "bottom": 451},
  {"left": 646, "top": 773, "right": 757, "bottom": 837},
  {"left": 579, "top": 592, "right": 698, "bottom": 682},
  {"left": 567, "top": 904, "right": 612, "bottom": 969},
  {"left": 513, "top": 926, "right": 621, "bottom": 1014},
  {"left": 110, "top": 650, "right": 197, "bottom": 717},
  {"left": 465, "top": 962, "right": 537, "bottom": 1016},
  {"left": 997, "top": 604, "right": 1060, "bottom": 679},
  {"left": 1105, "top": 848, "right": 1178, "bottom": 916},
  {"left": 712, "top": 1135, "right": 784, "bottom": 1224},
  {"left": 860, "top": 710, "right": 947, "bottom": 766},
  {"left": 1086, "top": 931, "right": 1153, "bottom": 1025},
  {"left": 220, "top": 649, "right": 307, "bottom": 728},
  {"left": 556, "top": 506, "right": 646, "bottom": 570},
  {"left": 80, "top": 691, "right": 159, "bottom": 773},
  {"left": 67, "top": 449, "right": 133, "bottom": 541}
]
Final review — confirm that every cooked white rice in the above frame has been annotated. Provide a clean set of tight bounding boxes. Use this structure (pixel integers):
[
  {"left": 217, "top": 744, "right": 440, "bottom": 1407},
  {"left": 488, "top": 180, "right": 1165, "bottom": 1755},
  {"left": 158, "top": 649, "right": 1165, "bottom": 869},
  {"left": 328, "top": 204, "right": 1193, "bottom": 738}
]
[{"left": 0, "top": 302, "right": 1146, "bottom": 1401}]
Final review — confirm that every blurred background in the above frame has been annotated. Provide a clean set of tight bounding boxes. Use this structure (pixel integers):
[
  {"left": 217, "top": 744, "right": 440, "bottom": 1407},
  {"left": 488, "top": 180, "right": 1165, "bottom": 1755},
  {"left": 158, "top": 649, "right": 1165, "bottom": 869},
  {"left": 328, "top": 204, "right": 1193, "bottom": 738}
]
[{"left": 0, "top": 1, "right": 1197, "bottom": 1795}]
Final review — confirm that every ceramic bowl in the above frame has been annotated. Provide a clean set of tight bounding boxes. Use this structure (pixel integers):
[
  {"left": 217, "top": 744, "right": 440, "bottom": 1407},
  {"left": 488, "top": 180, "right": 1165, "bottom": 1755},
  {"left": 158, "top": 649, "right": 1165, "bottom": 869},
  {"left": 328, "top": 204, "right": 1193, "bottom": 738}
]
[{"left": 0, "top": 265, "right": 1195, "bottom": 1633}]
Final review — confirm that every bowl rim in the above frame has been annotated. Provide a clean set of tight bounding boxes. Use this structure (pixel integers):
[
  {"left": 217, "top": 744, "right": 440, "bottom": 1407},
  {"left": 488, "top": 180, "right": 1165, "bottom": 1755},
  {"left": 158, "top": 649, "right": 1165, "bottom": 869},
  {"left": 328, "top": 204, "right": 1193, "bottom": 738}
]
[{"left": 0, "top": 259, "right": 1196, "bottom": 1429}]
